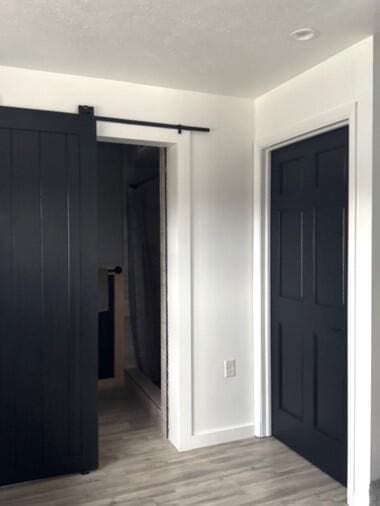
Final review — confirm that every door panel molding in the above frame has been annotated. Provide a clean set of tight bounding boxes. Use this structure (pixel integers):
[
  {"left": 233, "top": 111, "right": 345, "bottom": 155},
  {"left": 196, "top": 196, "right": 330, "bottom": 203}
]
[{"left": 253, "top": 102, "right": 360, "bottom": 502}]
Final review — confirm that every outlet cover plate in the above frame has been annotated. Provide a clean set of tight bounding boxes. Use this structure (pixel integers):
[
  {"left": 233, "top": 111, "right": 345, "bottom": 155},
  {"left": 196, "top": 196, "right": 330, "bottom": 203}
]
[{"left": 224, "top": 359, "right": 236, "bottom": 378}]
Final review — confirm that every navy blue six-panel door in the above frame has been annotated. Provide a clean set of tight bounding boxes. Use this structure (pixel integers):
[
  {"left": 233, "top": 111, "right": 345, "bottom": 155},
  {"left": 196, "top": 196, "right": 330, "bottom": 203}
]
[
  {"left": 0, "top": 106, "right": 98, "bottom": 486},
  {"left": 271, "top": 127, "right": 348, "bottom": 484}
]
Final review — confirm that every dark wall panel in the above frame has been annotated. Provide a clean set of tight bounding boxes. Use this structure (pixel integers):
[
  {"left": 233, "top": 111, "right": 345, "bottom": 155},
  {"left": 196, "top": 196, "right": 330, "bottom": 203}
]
[
  {"left": 280, "top": 158, "right": 304, "bottom": 195},
  {"left": 279, "top": 210, "right": 304, "bottom": 300},
  {"left": 41, "top": 132, "right": 81, "bottom": 463},
  {"left": 279, "top": 323, "right": 303, "bottom": 420},
  {"left": 314, "top": 332, "right": 346, "bottom": 442},
  {"left": 97, "top": 143, "right": 123, "bottom": 267},
  {"left": 0, "top": 130, "right": 12, "bottom": 480},
  {"left": 12, "top": 130, "right": 44, "bottom": 473},
  {"left": 66, "top": 134, "right": 81, "bottom": 458},
  {"left": 315, "top": 206, "right": 345, "bottom": 308},
  {"left": 316, "top": 147, "right": 346, "bottom": 192}
]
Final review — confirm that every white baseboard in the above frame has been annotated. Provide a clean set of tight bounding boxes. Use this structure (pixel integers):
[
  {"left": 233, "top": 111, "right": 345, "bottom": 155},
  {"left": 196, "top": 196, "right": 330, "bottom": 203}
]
[
  {"left": 174, "top": 423, "right": 255, "bottom": 451},
  {"left": 348, "top": 490, "right": 370, "bottom": 506}
]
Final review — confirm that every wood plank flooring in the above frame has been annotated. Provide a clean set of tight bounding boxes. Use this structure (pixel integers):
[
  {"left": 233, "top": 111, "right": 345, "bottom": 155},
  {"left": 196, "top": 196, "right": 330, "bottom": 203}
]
[{"left": 0, "top": 389, "right": 347, "bottom": 505}]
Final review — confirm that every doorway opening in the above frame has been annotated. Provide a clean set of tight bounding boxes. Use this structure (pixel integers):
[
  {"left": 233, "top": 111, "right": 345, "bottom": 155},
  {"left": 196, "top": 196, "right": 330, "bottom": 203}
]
[
  {"left": 96, "top": 141, "right": 168, "bottom": 441},
  {"left": 270, "top": 126, "right": 348, "bottom": 485}
]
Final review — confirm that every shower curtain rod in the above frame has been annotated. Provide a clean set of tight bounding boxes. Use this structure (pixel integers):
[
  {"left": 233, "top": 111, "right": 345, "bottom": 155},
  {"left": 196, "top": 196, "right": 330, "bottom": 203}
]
[{"left": 78, "top": 105, "right": 210, "bottom": 134}]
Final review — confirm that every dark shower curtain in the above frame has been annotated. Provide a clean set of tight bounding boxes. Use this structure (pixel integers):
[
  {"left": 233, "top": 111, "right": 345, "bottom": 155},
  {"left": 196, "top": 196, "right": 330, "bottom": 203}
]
[{"left": 127, "top": 177, "right": 161, "bottom": 387}]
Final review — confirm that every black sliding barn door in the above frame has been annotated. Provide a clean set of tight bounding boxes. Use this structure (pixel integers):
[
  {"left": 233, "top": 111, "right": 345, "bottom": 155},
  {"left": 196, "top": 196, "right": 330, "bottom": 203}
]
[
  {"left": 0, "top": 106, "right": 98, "bottom": 486},
  {"left": 271, "top": 127, "right": 348, "bottom": 484}
]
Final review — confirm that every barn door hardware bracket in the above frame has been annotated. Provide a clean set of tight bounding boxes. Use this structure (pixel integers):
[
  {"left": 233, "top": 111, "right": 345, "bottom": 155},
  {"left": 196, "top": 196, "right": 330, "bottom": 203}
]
[
  {"left": 78, "top": 105, "right": 209, "bottom": 134},
  {"left": 78, "top": 105, "right": 94, "bottom": 116}
]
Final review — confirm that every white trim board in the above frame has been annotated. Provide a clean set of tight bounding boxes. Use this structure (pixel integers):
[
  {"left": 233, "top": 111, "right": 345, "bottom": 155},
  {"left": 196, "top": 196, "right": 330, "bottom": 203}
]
[{"left": 253, "top": 102, "right": 363, "bottom": 505}]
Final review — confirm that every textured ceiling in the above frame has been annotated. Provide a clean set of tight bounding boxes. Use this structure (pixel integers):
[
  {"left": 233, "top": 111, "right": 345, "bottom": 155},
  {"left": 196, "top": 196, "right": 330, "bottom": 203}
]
[{"left": 0, "top": 0, "right": 378, "bottom": 97}]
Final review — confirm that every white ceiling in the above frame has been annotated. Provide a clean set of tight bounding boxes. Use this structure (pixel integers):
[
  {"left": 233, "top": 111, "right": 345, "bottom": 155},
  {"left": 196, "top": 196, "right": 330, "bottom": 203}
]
[{"left": 0, "top": 0, "right": 378, "bottom": 98}]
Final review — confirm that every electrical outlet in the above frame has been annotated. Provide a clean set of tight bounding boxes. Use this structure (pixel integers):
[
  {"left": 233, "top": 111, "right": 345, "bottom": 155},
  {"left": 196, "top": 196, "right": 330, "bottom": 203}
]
[{"left": 224, "top": 359, "right": 236, "bottom": 378}]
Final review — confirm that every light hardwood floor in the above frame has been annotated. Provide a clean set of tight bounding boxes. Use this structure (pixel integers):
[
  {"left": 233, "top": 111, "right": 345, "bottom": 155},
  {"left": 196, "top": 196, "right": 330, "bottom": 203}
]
[{"left": 0, "top": 389, "right": 347, "bottom": 505}]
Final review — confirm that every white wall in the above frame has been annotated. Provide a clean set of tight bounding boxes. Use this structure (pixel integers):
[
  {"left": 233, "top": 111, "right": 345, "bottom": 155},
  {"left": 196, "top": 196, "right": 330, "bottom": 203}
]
[
  {"left": 0, "top": 66, "right": 254, "bottom": 444},
  {"left": 254, "top": 37, "right": 374, "bottom": 505}
]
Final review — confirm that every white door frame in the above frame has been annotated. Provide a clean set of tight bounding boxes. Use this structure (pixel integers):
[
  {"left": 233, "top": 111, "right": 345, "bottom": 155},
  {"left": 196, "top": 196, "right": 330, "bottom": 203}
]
[
  {"left": 97, "top": 121, "right": 193, "bottom": 451},
  {"left": 253, "top": 102, "right": 359, "bottom": 503}
]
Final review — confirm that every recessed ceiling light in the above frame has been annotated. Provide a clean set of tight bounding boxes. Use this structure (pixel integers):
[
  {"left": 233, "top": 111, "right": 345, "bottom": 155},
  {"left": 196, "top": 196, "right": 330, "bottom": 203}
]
[{"left": 290, "top": 28, "right": 320, "bottom": 42}]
